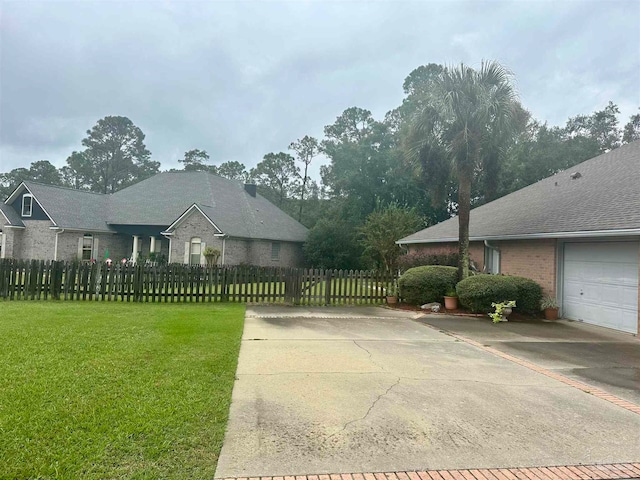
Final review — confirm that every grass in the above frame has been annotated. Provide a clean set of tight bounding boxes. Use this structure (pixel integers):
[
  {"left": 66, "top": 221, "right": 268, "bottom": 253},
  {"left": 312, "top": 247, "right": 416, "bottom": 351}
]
[{"left": 0, "top": 302, "right": 245, "bottom": 479}]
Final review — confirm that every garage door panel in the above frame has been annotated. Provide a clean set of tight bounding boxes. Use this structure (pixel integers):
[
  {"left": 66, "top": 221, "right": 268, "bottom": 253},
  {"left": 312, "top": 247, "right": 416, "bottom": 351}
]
[{"left": 563, "top": 242, "right": 638, "bottom": 334}]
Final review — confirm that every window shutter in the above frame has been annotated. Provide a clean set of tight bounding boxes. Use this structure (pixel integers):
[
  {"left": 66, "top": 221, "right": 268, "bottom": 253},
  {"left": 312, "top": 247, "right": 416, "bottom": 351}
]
[
  {"left": 200, "top": 242, "right": 206, "bottom": 265},
  {"left": 93, "top": 238, "right": 99, "bottom": 260},
  {"left": 184, "top": 242, "right": 189, "bottom": 264},
  {"left": 77, "top": 237, "right": 84, "bottom": 260}
]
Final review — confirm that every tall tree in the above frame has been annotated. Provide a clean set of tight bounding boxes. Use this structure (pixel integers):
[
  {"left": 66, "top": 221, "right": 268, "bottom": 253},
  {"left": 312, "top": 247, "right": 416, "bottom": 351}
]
[
  {"left": 289, "top": 135, "right": 319, "bottom": 222},
  {"left": 405, "top": 61, "right": 519, "bottom": 279},
  {"left": 0, "top": 160, "right": 62, "bottom": 198},
  {"left": 565, "top": 101, "right": 621, "bottom": 152},
  {"left": 622, "top": 109, "right": 640, "bottom": 144},
  {"left": 320, "top": 107, "right": 396, "bottom": 218},
  {"left": 179, "top": 149, "right": 211, "bottom": 171},
  {"left": 250, "top": 152, "right": 301, "bottom": 207},
  {"left": 65, "top": 116, "right": 157, "bottom": 193},
  {"left": 212, "top": 161, "right": 248, "bottom": 181},
  {"left": 360, "top": 204, "right": 424, "bottom": 272}
]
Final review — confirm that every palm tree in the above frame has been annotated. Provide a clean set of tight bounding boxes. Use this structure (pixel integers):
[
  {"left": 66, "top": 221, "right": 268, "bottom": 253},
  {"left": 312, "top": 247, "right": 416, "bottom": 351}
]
[{"left": 405, "top": 61, "right": 519, "bottom": 279}]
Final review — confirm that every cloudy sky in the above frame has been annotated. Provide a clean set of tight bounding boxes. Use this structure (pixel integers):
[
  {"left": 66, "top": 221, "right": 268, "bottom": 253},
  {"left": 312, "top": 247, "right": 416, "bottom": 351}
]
[{"left": 1, "top": 0, "right": 639, "bottom": 180}]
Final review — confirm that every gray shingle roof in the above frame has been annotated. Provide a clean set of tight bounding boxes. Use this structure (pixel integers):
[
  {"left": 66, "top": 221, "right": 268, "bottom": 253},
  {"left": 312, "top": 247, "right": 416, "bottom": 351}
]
[
  {"left": 9, "top": 173, "right": 308, "bottom": 242},
  {"left": 398, "top": 140, "right": 640, "bottom": 244},
  {"left": 108, "top": 172, "right": 308, "bottom": 242},
  {"left": 0, "top": 203, "right": 24, "bottom": 227},
  {"left": 23, "top": 182, "right": 112, "bottom": 232}
]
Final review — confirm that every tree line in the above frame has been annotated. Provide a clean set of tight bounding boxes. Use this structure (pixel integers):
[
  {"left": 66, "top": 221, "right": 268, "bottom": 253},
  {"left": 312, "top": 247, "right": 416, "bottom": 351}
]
[{"left": 1, "top": 62, "right": 639, "bottom": 274}]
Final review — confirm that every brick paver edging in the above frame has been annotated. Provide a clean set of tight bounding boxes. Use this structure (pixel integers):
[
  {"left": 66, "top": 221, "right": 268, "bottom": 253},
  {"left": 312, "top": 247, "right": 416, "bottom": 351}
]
[
  {"left": 420, "top": 322, "right": 640, "bottom": 416},
  {"left": 222, "top": 463, "right": 640, "bottom": 480}
]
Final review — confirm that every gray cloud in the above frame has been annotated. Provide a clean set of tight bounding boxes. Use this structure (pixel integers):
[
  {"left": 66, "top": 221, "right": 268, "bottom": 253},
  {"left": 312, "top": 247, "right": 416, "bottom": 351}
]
[{"left": 1, "top": 0, "right": 638, "bottom": 180}]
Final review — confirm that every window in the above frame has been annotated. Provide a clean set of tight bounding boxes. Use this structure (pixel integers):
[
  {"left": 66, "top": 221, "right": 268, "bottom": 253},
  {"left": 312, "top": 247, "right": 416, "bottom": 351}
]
[
  {"left": 190, "top": 237, "right": 202, "bottom": 265},
  {"left": 82, "top": 234, "right": 93, "bottom": 261},
  {"left": 484, "top": 246, "right": 500, "bottom": 274},
  {"left": 22, "top": 194, "right": 33, "bottom": 217},
  {"left": 271, "top": 241, "right": 281, "bottom": 261}
]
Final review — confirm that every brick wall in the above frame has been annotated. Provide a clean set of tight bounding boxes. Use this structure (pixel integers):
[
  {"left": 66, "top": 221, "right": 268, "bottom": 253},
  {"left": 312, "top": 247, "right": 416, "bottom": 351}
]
[
  {"left": 408, "top": 239, "right": 558, "bottom": 296},
  {"left": 168, "top": 209, "right": 304, "bottom": 267},
  {"left": 247, "top": 239, "right": 304, "bottom": 267},
  {"left": 223, "top": 238, "right": 248, "bottom": 265},
  {"left": 495, "top": 239, "right": 557, "bottom": 296},
  {"left": 14, "top": 220, "right": 56, "bottom": 260},
  {"left": 170, "top": 212, "right": 223, "bottom": 264},
  {"left": 54, "top": 231, "right": 131, "bottom": 262},
  {"left": 1, "top": 227, "right": 21, "bottom": 259}
]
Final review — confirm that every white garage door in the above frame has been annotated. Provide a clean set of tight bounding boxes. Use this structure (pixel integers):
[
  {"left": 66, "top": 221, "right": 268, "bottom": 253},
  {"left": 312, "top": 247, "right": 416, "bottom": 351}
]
[{"left": 563, "top": 242, "right": 639, "bottom": 334}]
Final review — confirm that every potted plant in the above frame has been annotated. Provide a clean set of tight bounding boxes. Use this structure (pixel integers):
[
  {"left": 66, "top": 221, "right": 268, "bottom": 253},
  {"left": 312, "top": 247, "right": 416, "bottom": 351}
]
[
  {"left": 540, "top": 295, "right": 559, "bottom": 320},
  {"left": 489, "top": 300, "right": 516, "bottom": 323},
  {"left": 386, "top": 282, "right": 399, "bottom": 305},
  {"left": 203, "top": 246, "right": 221, "bottom": 266},
  {"left": 443, "top": 288, "right": 458, "bottom": 310}
]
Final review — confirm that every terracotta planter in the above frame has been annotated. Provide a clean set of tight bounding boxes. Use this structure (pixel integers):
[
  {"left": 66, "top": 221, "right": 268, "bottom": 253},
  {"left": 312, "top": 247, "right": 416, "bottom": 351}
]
[
  {"left": 386, "top": 296, "right": 398, "bottom": 305},
  {"left": 544, "top": 307, "right": 559, "bottom": 320},
  {"left": 443, "top": 296, "right": 458, "bottom": 310}
]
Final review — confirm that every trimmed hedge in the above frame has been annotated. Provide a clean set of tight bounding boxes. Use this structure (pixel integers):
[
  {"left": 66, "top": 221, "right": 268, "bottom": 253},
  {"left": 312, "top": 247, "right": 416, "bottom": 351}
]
[
  {"left": 398, "top": 266, "right": 458, "bottom": 305},
  {"left": 456, "top": 274, "right": 543, "bottom": 314},
  {"left": 398, "top": 251, "right": 459, "bottom": 272}
]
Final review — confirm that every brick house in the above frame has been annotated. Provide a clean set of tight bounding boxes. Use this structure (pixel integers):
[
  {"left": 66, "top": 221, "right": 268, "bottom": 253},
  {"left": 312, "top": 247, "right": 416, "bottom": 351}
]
[
  {"left": 0, "top": 172, "right": 308, "bottom": 267},
  {"left": 397, "top": 140, "right": 640, "bottom": 335}
]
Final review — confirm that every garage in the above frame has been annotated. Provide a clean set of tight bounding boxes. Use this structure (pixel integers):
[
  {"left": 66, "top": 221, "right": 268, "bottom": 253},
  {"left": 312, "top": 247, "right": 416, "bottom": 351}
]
[{"left": 563, "top": 241, "right": 639, "bottom": 334}]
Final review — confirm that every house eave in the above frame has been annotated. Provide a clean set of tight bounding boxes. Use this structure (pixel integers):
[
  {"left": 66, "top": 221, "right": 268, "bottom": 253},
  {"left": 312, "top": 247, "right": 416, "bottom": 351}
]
[
  {"left": 49, "top": 226, "right": 115, "bottom": 234},
  {"left": 396, "top": 228, "right": 640, "bottom": 245}
]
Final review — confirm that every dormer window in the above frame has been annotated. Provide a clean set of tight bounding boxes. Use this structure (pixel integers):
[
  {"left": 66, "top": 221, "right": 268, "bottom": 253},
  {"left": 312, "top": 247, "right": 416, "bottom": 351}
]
[{"left": 22, "top": 194, "right": 33, "bottom": 217}]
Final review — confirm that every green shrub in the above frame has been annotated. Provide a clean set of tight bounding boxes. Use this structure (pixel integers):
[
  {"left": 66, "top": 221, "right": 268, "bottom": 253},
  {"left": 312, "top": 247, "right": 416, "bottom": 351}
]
[
  {"left": 456, "top": 274, "right": 543, "bottom": 314},
  {"left": 508, "top": 276, "right": 543, "bottom": 314},
  {"left": 398, "top": 266, "right": 458, "bottom": 305},
  {"left": 398, "top": 251, "right": 459, "bottom": 272}
]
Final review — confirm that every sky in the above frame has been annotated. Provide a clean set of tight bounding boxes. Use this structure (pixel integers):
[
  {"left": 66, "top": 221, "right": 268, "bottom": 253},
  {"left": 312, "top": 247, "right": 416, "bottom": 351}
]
[{"left": 1, "top": 0, "right": 639, "bottom": 181}]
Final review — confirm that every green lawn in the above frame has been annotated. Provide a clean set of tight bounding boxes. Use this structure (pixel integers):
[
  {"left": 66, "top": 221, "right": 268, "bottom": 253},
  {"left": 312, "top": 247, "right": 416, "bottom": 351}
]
[{"left": 0, "top": 302, "right": 245, "bottom": 479}]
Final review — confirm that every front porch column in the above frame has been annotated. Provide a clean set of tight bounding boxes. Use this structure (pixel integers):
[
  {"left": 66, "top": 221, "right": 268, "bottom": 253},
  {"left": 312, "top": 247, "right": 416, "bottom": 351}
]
[
  {"left": 132, "top": 235, "right": 140, "bottom": 264},
  {"left": 150, "top": 236, "right": 156, "bottom": 253}
]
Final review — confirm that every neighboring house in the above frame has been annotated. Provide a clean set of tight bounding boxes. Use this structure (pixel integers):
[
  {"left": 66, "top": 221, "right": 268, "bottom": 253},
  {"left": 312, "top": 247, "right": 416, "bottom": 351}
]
[
  {"left": 397, "top": 140, "right": 640, "bottom": 335},
  {"left": 0, "top": 172, "right": 308, "bottom": 268}
]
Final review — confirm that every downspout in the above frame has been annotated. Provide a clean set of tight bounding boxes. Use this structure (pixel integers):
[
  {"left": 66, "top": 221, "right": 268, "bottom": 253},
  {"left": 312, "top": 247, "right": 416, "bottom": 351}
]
[
  {"left": 221, "top": 235, "right": 227, "bottom": 265},
  {"left": 54, "top": 228, "right": 65, "bottom": 261},
  {"left": 161, "top": 231, "right": 173, "bottom": 263}
]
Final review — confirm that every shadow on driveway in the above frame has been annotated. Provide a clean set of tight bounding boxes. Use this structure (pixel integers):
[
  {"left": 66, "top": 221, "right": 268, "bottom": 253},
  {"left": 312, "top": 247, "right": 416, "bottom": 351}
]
[{"left": 418, "top": 315, "right": 640, "bottom": 404}]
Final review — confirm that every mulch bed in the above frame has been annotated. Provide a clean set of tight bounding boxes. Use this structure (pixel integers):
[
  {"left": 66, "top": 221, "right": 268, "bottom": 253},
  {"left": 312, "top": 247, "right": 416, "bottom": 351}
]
[{"left": 385, "top": 302, "right": 543, "bottom": 321}]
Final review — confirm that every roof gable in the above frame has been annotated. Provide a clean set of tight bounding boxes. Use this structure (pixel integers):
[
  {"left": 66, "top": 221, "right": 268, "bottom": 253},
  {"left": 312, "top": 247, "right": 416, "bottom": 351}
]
[
  {"left": 6, "top": 182, "right": 112, "bottom": 232},
  {"left": 398, "top": 140, "right": 640, "bottom": 244},
  {"left": 164, "top": 204, "right": 224, "bottom": 234},
  {"left": 5, "top": 182, "right": 56, "bottom": 225}
]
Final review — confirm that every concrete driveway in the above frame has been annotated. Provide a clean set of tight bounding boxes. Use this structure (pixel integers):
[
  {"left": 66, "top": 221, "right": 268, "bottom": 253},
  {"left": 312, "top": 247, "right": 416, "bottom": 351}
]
[
  {"left": 421, "top": 315, "right": 640, "bottom": 405},
  {"left": 215, "top": 307, "right": 640, "bottom": 478}
]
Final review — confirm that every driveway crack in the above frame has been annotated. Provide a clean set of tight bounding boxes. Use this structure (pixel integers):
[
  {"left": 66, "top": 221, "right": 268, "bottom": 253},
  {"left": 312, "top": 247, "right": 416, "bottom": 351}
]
[
  {"left": 326, "top": 376, "right": 401, "bottom": 440},
  {"left": 353, "top": 340, "right": 387, "bottom": 372}
]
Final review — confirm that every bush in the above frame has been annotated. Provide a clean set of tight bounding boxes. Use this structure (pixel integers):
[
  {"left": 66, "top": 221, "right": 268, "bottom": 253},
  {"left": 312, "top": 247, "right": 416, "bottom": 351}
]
[
  {"left": 456, "top": 274, "right": 543, "bottom": 314},
  {"left": 509, "top": 276, "right": 543, "bottom": 314},
  {"left": 398, "top": 266, "right": 458, "bottom": 305},
  {"left": 398, "top": 251, "right": 459, "bottom": 272}
]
